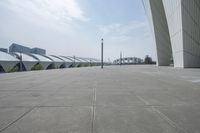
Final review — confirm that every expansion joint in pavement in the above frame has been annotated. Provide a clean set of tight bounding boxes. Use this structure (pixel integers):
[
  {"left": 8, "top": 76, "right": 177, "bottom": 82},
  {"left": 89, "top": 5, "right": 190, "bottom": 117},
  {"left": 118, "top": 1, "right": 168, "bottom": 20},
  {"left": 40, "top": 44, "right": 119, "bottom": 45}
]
[
  {"left": 152, "top": 107, "right": 188, "bottom": 133},
  {"left": 91, "top": 87, "right": 96, "bottom": 133},
  {"left": 137, "top": 95, "right": 188, "bottom": 133},
  {"left": 0, "top": 107, "right": 35, "bottom": 132}
]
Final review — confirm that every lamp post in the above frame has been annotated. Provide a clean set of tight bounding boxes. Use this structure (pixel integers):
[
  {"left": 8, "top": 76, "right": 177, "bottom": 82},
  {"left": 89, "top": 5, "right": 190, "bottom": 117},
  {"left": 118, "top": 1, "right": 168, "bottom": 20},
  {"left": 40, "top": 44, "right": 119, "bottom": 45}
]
[
  {"left": 120, "top": 51, "right": 122, "bottom": 66},
  {"left": 73, "top": 56, "right": 76, "bottom": 67},
  {"left": 101, "top": 38, "right": 104, "bottom": 69}
]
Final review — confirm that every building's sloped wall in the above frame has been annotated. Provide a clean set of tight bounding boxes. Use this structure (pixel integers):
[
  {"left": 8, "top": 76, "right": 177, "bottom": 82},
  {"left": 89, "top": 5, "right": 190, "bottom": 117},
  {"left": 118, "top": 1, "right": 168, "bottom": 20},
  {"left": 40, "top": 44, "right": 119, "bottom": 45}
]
[
  {"left": 53, "top": 62, "right": 64, "bottom": 68},
  {"left": 163, "top": 0, "right": 200, "bottom": 68},
  {"left": 142, "top": 0, "right": 172, "bottom": 66},
  {"left": 0, "top": 61, "right": 18, "bottom": 72},
  {"left": 40, "top": 62, "right": 52, "bottom": 70},
  {"left": 23, "top": 62, "right": 38, "bottom": 71},
  {"left": 163, "top": 0, "right": 184, "bottom": 67},
  {"left": 181, "top": 0, "right": 200, "bottom": 67}
]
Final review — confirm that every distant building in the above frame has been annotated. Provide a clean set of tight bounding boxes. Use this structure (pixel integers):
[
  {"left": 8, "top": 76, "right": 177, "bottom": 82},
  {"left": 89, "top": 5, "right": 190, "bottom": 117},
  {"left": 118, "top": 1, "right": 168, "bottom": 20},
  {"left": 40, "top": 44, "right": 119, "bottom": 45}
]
[
  {"left": 9, "top": 43, "right": 46, "bottom": 55},
  {"left": 31, "top": 48, "right": 46, "bottom": 55},
  {"left": 0, "top": 43, "right": 100, "bottom": 73},
  {"left": 0, "top": 51, "right": 19, "bottom": 72},
  {"left": 9, "top": 43, "right": 31, "bottom": 54},
  {"left": 0, "top": 48, "right": 8, "bottom": 53},
  {"left": 113, "top": 57, "right": 143, "bottom": 65}
]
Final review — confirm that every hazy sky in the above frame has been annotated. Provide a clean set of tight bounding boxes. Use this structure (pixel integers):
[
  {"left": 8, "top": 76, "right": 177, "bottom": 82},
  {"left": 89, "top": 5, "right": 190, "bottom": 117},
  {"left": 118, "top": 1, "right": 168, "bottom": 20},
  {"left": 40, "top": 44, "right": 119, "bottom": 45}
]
[{"left": 0, "top": 0, "right": 156, "bottom": 61}]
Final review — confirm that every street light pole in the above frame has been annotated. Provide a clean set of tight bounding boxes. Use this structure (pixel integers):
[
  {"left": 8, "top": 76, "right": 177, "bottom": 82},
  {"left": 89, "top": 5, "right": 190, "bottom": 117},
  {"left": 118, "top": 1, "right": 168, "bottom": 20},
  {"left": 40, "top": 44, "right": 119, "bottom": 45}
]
[
  {"left": 120, "top": 51, "right": 122, "bottom": 66},
  {"left": 101, "top": 38, "right": 104, "bottom": 69},
  {"left": 73, "top": 56, "right": 76, "bottom": 67}
]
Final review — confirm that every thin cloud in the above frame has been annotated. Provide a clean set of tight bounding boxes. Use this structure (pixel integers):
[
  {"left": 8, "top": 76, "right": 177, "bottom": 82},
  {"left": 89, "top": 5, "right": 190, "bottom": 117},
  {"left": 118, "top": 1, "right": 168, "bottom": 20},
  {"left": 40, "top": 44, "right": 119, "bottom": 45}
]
[
  {"left": 0, "top": 0, "right": 88, "bottom": 23},
  {"left": 99, "top": 21, "right": 147, "bottom": 37}
]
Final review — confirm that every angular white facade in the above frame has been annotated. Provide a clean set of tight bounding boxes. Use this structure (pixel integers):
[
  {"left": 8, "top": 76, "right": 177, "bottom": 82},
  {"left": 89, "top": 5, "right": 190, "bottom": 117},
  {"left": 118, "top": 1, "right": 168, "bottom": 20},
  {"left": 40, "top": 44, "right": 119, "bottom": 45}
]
[
  {"left": 0, "top": 51, "right": 19, "bottom": 72},
  {"left": 143, "top": 0, "right": 172, "bottom": 66},
  {"left": 143, "top": 0, "right": 200, "bottom": 68},
  {"left": 31, "top": 54, "right": 53, "bottom": 69},
  {"left": 13, "top": 52, "right": 38, "bottom": 71},
  {"left": 47, "top": 55, "right": 65, "bottom": 68},
  {"left": 54, "top": 56, "right": 73, "bottom": 68}
]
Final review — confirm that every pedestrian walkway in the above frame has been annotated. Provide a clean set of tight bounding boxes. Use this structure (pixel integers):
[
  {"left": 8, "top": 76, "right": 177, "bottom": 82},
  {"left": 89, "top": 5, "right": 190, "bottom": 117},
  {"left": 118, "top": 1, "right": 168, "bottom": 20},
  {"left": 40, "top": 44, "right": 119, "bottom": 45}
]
[{"left": 0, "top": 65, "right": 200, "bottom": 133}]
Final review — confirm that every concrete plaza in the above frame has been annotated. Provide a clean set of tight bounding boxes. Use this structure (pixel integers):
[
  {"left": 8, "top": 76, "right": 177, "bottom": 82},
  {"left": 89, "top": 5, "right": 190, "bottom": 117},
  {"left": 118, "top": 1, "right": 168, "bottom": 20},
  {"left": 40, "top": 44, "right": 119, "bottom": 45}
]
[{"left": 0, "top": 65, "right": 200, "bottom": 133}]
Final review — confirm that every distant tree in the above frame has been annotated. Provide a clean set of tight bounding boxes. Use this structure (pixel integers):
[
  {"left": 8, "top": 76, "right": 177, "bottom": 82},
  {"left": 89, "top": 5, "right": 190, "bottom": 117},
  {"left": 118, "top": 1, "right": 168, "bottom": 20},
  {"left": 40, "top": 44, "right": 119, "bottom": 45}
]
[{"left": 144, "top": 55, "right": 153, "bottom": 64}]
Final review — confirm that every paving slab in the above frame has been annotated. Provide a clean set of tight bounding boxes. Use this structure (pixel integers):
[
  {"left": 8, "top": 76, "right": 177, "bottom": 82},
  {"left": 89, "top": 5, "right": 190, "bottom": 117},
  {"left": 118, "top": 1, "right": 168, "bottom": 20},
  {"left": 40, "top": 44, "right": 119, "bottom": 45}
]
[
  {"left": 156, "top": 105, "right": 200, "bottom": 133},
  {"left": 2, "top": 107, "right": 92, "bottom": 133},
  {"left": 96, "top": 91, "right": 145, "bottom": 106},
  {"left": 0, "top": 91, "right": 46, "bottom": 107},
  {"left": 42, "top": 90, "right": 93, "bottom": 106},
  {"left": 0, "top": 107, "right": 30, "bottom": 131},
  {"left": 94, "top": 107, "right": 182, "bottom": 133}
]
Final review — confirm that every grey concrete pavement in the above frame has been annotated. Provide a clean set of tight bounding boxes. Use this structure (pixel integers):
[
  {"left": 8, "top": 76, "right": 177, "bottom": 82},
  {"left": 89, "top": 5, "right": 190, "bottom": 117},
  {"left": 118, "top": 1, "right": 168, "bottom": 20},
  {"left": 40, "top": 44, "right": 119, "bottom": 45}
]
[{"left": 0, "top": 65, "right": 200, "bottom": 133}]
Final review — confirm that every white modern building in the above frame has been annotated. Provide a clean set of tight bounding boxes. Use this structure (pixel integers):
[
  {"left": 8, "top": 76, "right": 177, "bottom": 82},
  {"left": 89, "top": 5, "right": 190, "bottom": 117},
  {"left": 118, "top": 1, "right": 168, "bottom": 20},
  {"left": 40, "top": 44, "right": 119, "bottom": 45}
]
[
  {"left": 54, "top": 55, "right": 73, "bottom": 68},
  {"left": 45, "top": 55, "right": 65, "bottom": 68},
  {"left": 0, "top": 51, "right": 19, "bottom": 72},
  {"left": 30, "top": 54, "right": 53, "bottom": 69},
  {"left": 142, "top": 0, "right": 200, "bottom": 68},
  {"left": 12, "top": 52, "right": 38, "bottom": 71},
  {"left": 76, "top": 57, "right": 90, "bottom": 66},
  {"left": 61, "top": 56, "right": 81, "bottom": 67},
  {"left": 1, "top": 43, "right": 101, "bottom": 73},
  {"left": 113, "top": 57, "right": 143, "bottom": 65}
]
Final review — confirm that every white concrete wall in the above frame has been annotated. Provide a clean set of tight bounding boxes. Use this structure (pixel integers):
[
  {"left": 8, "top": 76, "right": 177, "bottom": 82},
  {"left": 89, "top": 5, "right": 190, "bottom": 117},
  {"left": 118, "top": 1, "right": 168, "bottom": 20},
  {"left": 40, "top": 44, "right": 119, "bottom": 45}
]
[
  {"left": 142, "top": 0, "right": 172, "bottom": 66},
  {"left": 162, "top": 0, "right": 184, "bottom": 67},
  {"left": 181, "top": 0, "right": 200, "bottom": 67},
  {"left": 163, "top": 0, "right": 200, "bottom": 68}
]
